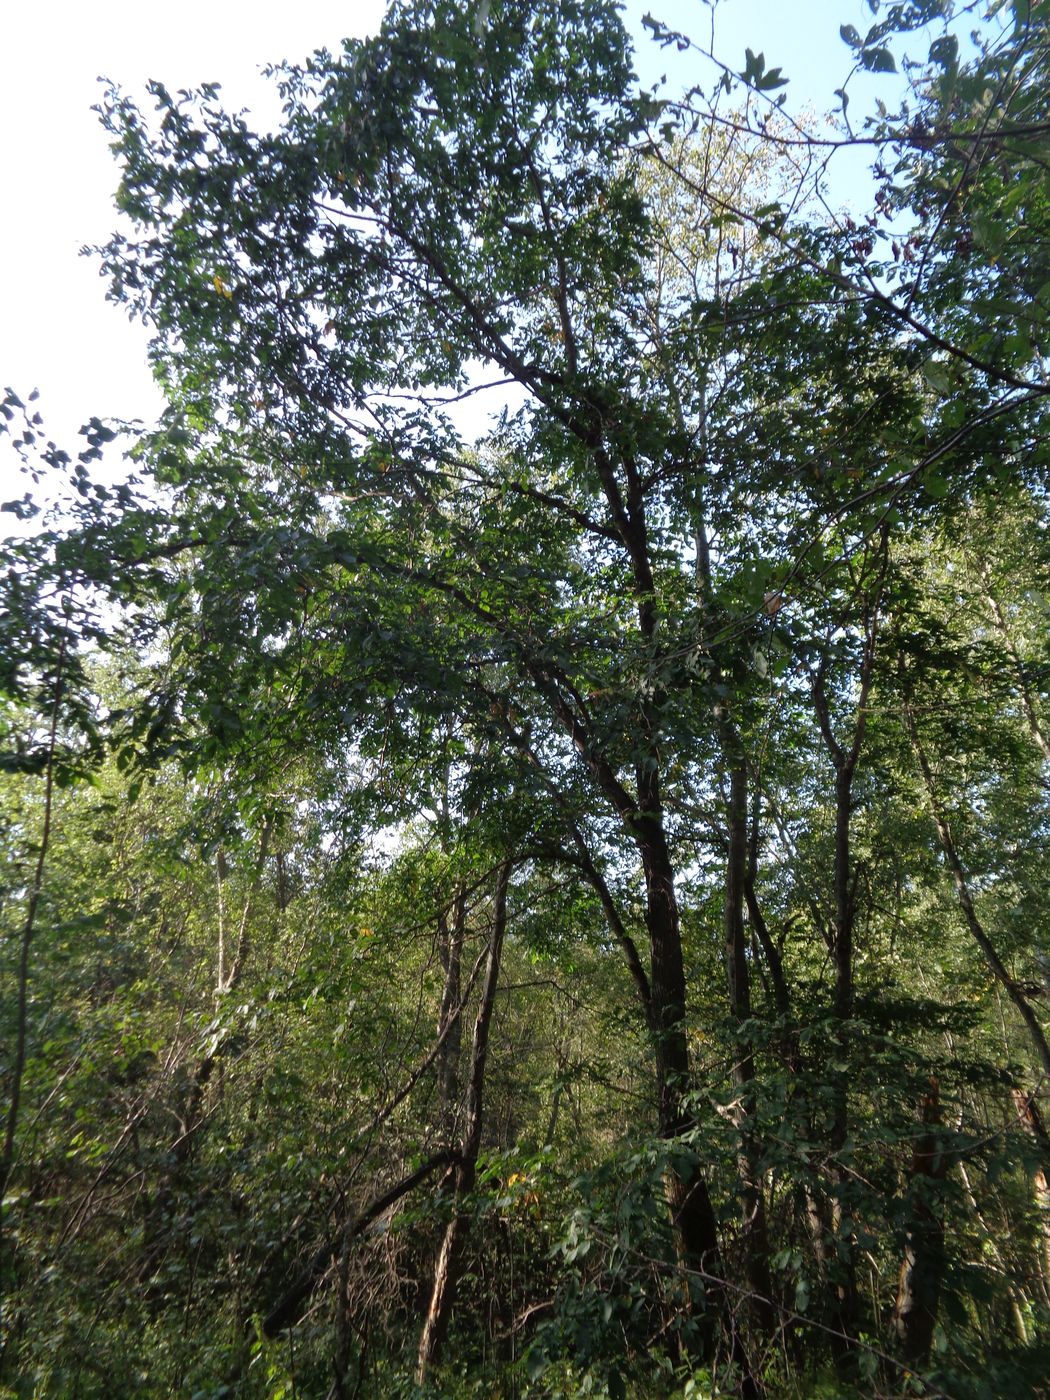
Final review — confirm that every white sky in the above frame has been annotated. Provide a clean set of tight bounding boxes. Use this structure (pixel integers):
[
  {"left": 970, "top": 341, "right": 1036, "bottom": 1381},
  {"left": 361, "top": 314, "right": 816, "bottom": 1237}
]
[
  {"left": 0, "top": 0, "right": 889, "bottom": 503},
  {"left": 0, "top": 1, "right": 386, "bottom": 483}
]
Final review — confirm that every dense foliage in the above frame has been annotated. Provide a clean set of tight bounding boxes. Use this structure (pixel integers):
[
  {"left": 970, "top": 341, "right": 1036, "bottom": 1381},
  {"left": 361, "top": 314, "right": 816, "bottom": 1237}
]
[{"left": 2, "top": 1, "right": 1049, "bottom": 1395}]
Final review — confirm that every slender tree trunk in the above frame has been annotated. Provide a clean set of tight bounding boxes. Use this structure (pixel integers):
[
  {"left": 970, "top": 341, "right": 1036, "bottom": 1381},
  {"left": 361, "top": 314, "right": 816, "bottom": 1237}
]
[
  {"left": 722, "top": 738, "right": 775, "bottom": 1339},
  {"left": 141, "top": 820, "right": 274, "bottom": 1281},
  {"left": 215, "top": 846, "right": 228, "bottom": 991},
  {"left": 416, "top": 859, "right": 511, "bottom": 1384},
  {"left": 956, "top": 1157, "right": 1032, "bottom": 1337},
  {"left": 895, "top": 1076, "right": 947, "bottom": 1363},
  {"left": 637, "top": 824, "right": 762, "bottom": 1395},
  {"left": 980, "top": 570, "right": 1050, "bottom": 763},
  {"left": 903, "top": 698, "right": 1050, "bottom": 1335},
  {"left": 904, "top": 709, "right": 1050, "bottom": 1090},
  {"left": 811, "top": 665, "right": 865, "bottom": 1357},
  {"left": 0, "top": 637, "right": 65, "bottom": 1370},
  {"left": 638, "top": 824, "right": 722, "bottom": 1268},
  {"left": 520, "top": 441, "right": 737, "bottom": 1370},
  {"left": 743, "top": 809, "right": 834, "bottom": 1288},
  {"left": 435, "top": 885, "right": 467, "bottom": 1134},
  {"left": 179, "top": 817, "right": 273, "bottom": 1151},
  {"left": 743, "top": 799, "right": 839, "bottom": 1296},
  {"left": 809, "top": 540, "right": 887, "bottom": 1367},
  {"left": 275, "top": 848, "right": 290, "bottom": 913},
  {"left": 1011, "top": 1089, "right": 1050, "bottom": 1303},
  {"left": 218, "top": 817, "right": 272, "bottom": 997}
]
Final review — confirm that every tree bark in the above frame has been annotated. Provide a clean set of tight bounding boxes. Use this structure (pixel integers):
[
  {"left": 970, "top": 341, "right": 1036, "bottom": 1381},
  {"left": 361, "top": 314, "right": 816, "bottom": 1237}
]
[
  {"left": 416, "top": 859, "right": 511, "bottom": 1384},
  {"left": 722, "top": 735, "right": 775, "bottom": 1340},
  {"left": 894, "top": 1076, "right": 947, "bottom": 1363},
  {"left": 808, "top": 537, "right": 885, "bottom": 1358},
  {"left": 904, "top": 707, "right": 1050, "bottom": 1091},
  {"left": 1011, "top": 1088, "right": 1050, "bottom": 1304},
  {"left": 258, "top": 1150, "right": 458, "bottom": 1343},
  {"left": 636, "top": 819, "right": 764, "bottom": 1395},
  {"left": 435, "top": 884, "right": 467, "bottom": 1135},
  {"left": 980, "top": 571, "right": 1050, "bottom": 763},
  {"left": 637, "top": 822, "right": 722, "bottom": 1260},
  {"left": 140, "top": 819, "right": 274, "bottom": 1282},
  {"left": 811, "top": 662, "right": 866, "bottom": 1356},
  {"left": 0, "top": 637, "right": 65, "bottom": 1371}
]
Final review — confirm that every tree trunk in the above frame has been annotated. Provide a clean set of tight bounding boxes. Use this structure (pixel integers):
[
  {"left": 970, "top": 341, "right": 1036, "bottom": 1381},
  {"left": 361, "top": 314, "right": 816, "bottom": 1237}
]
[
  {"left": 807, "top": 532, "right": 888, "bottom": 1353},
  {"left": 894, "top": 1076, "right": 947, "bottom": 1363},
  {"left": 637, "top": 823, "right": 762, "bottom": 1394},
  {"left": 435, "top": 885, "right": 467, "bottom": 1134},
  {"left": 416, "top": 859, "right": 510, "bottom": 1384},
  {"left": 904, "top": 708, "right": 1050, "bottom": 1090},
  {"left": 981, "top": 572, "right": 1050, "bottom": 763},
  {"left": 0, "top": 639, "right": 65, "bottom": 1373},
  {"left": 811, "top": 664, "right": 866, "bottom": 1359},
  {"left": 140, "top": 819, "right": 273, "bottom": 1281},
  {"left": 639, "top": 822, "right": 722, "bottom": 1272},
  {"left": 1011, "top": 1089, "right": 1050, "bottom": 1305},
  {"left": 723, "top": 742, "right": 775, "bottom": 1339}
]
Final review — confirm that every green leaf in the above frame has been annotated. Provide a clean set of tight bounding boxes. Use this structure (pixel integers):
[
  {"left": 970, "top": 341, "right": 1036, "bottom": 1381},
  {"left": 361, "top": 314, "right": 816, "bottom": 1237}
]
[
  {"left": 923, "top": 357, "right": 952, "bottom": 393},
  {"left": 861, "top": 45, "right": 897, "bottom": 72},
  {"left": 758, "top": 67, "right": 789, "bottom": 90},
  {"left": 742, "top": 47, "right": 766, "bottom": 85},
  {"left": 929, "top": 33, "right": 959, "bottom": 68},
  {"left": 924, "top": 473, "right": 949, "bottom": 499},
  {"left": 972, "top": 211, "right": 1006, "bottom": 255}
]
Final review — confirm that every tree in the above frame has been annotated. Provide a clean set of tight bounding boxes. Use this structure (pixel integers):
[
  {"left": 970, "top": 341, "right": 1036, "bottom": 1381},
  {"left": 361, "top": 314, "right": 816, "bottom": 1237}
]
[{"left": 3, "top": 0, "right": 1050, "bottom": 1394}]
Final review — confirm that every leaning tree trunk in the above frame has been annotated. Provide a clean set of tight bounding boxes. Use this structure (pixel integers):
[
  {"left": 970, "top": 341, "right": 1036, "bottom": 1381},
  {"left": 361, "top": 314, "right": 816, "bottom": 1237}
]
[
  {"left": 416, "top": 859, "right": 511, "bottom": 1385},
  {"left": 904, "top": 708, "right": 1050, "bottom": 1092}
]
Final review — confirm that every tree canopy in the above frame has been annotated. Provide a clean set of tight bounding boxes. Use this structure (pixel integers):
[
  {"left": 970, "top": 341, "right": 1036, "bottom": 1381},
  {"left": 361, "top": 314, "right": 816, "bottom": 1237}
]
[{"left": 2, "top": 1, "right": 1050, "bottom": 1396}]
